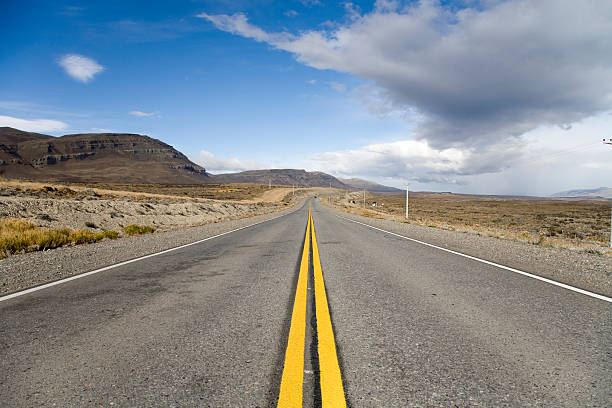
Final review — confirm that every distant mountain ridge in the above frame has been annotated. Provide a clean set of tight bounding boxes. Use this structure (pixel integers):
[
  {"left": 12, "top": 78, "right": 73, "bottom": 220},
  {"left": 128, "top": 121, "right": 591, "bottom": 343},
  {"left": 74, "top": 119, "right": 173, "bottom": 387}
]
[
  {"left": 210, "top": 169, "right": 401, "bottom": 191},
  {"left": 0, "top": 127, "right": 209, "bottom": 184},
  {"left": 210, "top": 169, "right": 347, "bottom": 188},
  {"left": 1, "top": 127, "right": 402, "bottom": 190},
  {"left": 551, "top": 187, "right": 612, "bottom": 199},
  {"left": 338, "top": 177, "right": 402, "bottom": 192}
]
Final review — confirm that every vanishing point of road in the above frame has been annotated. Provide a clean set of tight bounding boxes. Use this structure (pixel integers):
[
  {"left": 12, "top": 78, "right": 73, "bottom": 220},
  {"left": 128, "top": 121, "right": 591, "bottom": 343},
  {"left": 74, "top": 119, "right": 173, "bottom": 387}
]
[{"left": 1, "top": 199, "right": 610, "bottom": 407}]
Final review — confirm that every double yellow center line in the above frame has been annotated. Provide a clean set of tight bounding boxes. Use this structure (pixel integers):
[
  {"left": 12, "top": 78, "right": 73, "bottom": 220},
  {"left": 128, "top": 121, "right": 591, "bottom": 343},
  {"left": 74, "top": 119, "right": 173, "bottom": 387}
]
[{"left": 278, "top": 204, "right": 346, "bottom": 407}]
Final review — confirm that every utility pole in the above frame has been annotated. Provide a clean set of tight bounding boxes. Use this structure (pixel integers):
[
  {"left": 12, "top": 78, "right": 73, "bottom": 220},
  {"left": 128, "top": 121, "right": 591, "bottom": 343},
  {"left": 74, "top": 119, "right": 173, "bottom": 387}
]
[
  {"left": 269, "top": 178, "right": 271, "bottom": 189},
  {"left": 292, "top": 184, "right": 295, "bottom": 196},
  {"left": 605, "top": 139, "right": 611, "bottom": 248},
  {"left": 405, "top": 185, "right": 409, "bottom": 219},
  {"left": 363, "top": 190, "right": 366, "bottom": 208}
]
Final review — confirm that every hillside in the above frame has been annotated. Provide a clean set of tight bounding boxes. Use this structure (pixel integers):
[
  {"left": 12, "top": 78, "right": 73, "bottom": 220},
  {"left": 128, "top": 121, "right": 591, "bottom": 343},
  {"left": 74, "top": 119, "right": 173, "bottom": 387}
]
[
  {"left": 210, "top": 169, "right": 348, "bottom": 188},
  {"left": 1, "top": 127, "right": 403, "bottom": 189},
  {"left": 551, "top": 187, "right": 612, "bottom": 199},
  {"left": 0, "top": 127, "right": 209, "bottom": 184},
  {"left": 0, "top": 127, "right": 54, "bottom": 145},
  {"left": 209, "top": 169, "right": 403, "bottom": 191},
  {"left": 338, "top": 177, "right": 402, "bottom": 192}
]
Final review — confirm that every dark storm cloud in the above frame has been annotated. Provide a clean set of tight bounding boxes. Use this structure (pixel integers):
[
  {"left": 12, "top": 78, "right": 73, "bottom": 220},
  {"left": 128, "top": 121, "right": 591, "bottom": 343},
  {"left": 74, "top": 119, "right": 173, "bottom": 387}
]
[
  {"left": 200, "top": 0, "right": 612, "bottom": 181},
  {"left": 200, "top": 0, "right": 612, "bottom": 148}
]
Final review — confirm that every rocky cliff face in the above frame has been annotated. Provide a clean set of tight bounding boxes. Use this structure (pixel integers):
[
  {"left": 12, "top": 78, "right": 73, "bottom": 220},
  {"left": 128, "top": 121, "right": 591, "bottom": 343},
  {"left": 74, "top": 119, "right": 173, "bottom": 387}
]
[
  {"left": 0, "top": 128, "right": 208, "bottom": 183},
  {"left": 0, "top": 127, "right": 53, "bottom": 166}
]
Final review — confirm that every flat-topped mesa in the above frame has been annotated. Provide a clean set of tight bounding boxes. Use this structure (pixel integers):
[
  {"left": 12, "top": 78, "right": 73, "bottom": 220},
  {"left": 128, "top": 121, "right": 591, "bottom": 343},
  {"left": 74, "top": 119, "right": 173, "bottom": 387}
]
[
  {"left": 0, "top": 127, "right": 209, "bottom": 184},
  {"left": 211, "top": 169, "right": 349, "bottom": 188},
  {"left": 15, "top": 133, "right": 197, "bottom": 167}
]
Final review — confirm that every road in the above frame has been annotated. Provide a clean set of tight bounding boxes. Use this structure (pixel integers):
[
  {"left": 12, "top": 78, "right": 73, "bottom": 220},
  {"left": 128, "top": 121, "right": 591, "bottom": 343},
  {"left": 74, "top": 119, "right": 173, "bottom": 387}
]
[{"left": 1, "top": 199, "right": 610, "bottom": 407}]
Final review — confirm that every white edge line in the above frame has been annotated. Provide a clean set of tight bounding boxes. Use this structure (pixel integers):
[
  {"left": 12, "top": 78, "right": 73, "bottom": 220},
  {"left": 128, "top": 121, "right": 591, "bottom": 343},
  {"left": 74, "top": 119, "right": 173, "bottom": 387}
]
[
  {"left": 0, "top": 206, "right": 302, "bottom": 303},
  {"left": 338, "top": 215, "right": 612, "bottom": 304}
]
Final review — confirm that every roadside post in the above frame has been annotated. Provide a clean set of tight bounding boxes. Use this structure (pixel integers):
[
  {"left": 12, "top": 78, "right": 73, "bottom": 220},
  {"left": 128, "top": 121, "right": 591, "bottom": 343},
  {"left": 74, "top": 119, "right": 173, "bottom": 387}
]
[
  {"left": 606, "top": 139, "right": 612, "bottom": 248},
  {"left": 406, "top": 185, "right": 409, "bottom": 220}
]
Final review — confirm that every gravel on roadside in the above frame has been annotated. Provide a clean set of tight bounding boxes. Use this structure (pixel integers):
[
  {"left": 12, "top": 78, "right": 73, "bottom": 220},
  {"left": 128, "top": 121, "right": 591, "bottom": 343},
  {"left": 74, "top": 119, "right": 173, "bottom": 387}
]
[
  {"left": 0, "top": 201, "right": 305, "bottom": 296},
  {"left": 3, "top": 198, "right": 610, "bottom": 299},
  {"left": 323, "top": 204, "right": 612, "bottom": 298}
]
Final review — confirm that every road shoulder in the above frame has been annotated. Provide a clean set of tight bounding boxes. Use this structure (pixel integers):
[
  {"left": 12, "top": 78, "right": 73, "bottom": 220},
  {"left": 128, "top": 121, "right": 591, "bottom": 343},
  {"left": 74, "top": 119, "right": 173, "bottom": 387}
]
[
  {"left": 322, "top": 203, "right": 612, "bottom": 298},
  {"left": 0, "top": 200, "right": 305, "bottom": 296}
]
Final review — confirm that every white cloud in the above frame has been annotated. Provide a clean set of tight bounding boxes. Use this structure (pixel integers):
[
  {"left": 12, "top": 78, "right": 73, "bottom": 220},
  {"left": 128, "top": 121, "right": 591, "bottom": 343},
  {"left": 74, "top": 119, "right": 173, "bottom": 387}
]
[
  {"left": 58, "top": 54, "right": 104, "bottom": 83},
  {"left": 201, "top": 1, "right": 612, "bottom": 152},
  {"left": 196, "top": 13, "right": 278, "bottom": 43},
  {"left": 299, "top": 0, "right": 322, "bottom": 7},
  {"left": 0, "top": 115, "right": 68, "bottom": 132},
  {"left": 201, "top": 1, "right": 612, "bottom": 193},
  {"left": 309, "top": 113, "right": 612, "bottom": 194},
  {"left": 284, "top": 10, "right": 299, "bottom": 17},
  {"left": 373, "top": 0, "right": 400, "bottom": 13},
  {"left": 196, "top": 150, "right": 268, "bottom": 174},
  {"left": 307, "top": 79, "right": 317, "bottom": 84},
  {"left": 308, "top": 138, "right": 524, "bottom": 184},
  {"left": 129, "top": 110, "right": 157, "bottom": 117},
  {"left": 344, "top": 2, "right": 362, "bottom": 21},
  {"left": 581, "top": 162, "right": 612, "bottom": 170},
  {"left": 330, "top": 81, "right": 347, "bottom": 93}
]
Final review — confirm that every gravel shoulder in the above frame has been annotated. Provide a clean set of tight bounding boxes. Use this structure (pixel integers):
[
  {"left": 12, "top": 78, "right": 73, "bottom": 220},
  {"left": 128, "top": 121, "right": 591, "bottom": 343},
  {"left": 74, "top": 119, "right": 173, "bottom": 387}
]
[
  {"left": 322, "top": 203, "right": 612, "bottom": 298},
  {"left": 0, "top": 185, "right": 292, "bottom": 232},
  {"left": 3, "top": 195, "right": 610, "bottom": 299},
  {"left": 0, "top": 199, "right": 306, "bottom": 296}
]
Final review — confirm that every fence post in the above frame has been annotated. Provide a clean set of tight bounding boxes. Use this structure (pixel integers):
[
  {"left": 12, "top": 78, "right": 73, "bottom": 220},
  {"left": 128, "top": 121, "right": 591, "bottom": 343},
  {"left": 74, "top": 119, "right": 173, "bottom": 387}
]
[{"left": 405, "top": 185, "right": 409, "bottom": 219}]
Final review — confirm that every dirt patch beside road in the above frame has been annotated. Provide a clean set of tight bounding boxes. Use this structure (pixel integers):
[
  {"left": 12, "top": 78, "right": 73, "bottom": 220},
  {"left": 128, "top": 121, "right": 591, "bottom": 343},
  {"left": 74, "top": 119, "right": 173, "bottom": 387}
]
[
  {"left": 0, "top": 185, "right": 286, "bottom": 234},
  {"left": 0, "top": 180, "right": 318, "bottom": 263}
]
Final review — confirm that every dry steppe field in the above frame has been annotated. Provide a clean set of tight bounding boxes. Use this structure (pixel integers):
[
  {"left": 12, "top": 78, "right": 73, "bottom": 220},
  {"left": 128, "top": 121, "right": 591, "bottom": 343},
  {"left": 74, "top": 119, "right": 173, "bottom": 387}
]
[
  {"left": 66, "top": 182, "right": 276, "bottom": 201},
  {"left": 0, "top": 179, "right": 308, "bottom": 259},
  {"left": 331, "top": 191, "right": 611, "bottom": 254}
]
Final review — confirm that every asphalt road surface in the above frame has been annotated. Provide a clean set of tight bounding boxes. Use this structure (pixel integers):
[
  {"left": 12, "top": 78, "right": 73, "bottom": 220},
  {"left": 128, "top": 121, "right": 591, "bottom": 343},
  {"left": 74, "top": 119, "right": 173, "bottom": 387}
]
[{"left": 1, "top": 199, "right": 610, "bottom": 407}]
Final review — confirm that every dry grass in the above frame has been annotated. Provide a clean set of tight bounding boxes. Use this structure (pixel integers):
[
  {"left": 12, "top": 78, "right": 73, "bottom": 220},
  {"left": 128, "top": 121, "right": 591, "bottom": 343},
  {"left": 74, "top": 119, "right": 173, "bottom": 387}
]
[
  {"left": 69, "top": 182, "right": 273, "bottom": 201},
  {"left": 0, "top": 178, "right": 310, "bottom": 260},
  {"left": 330, "top": 192, "right": 611, "bottom": 254},
  {"left": 0, "top": 218, "right": 119, "bottom": 259},
  {"left": 0, "top": 179, "right": 295, "bottom": 203},
  {"left": 123, "top": 224, "right": 156, "bottom": 236}
]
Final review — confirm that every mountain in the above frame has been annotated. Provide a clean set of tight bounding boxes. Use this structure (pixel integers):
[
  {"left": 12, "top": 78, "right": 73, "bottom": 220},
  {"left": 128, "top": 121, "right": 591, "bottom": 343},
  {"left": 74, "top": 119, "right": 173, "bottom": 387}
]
[
  {"left": 0, "top": 127, "right": 209, "bottom": 184},
  {"left": 0, "top": 127, "right": 54, "bottom": 145},
  {"left": 551, "top": 187, "right": 612, "bottom": 199},
  {"left": 338, "top": 177, "right": 402, "bottom": 192},
  {"left": 209, "top": 170, "right": 403, "bottom": 191},
  {"left": 0, "top": 127, "right": 404, "bottom": 190},
  {"left": 210, "top": 169, "right": 348, "bottom": 188}
]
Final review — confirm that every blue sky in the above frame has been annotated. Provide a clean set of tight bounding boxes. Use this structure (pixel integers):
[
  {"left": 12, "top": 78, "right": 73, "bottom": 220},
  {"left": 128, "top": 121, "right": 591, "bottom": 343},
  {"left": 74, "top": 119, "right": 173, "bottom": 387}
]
[{"left": 2, "top": 1, "right": 611, "bottom": 195}]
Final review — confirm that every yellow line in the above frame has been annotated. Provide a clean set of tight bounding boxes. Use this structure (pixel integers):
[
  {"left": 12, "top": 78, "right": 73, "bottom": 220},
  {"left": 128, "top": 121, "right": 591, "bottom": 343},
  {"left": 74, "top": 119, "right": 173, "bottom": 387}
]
[
  {"left": 311, "top": 212, "right": 347, "bottom": 407},
  {"left": 277, "top": 208, "right": 311, "bottom": 407}
]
